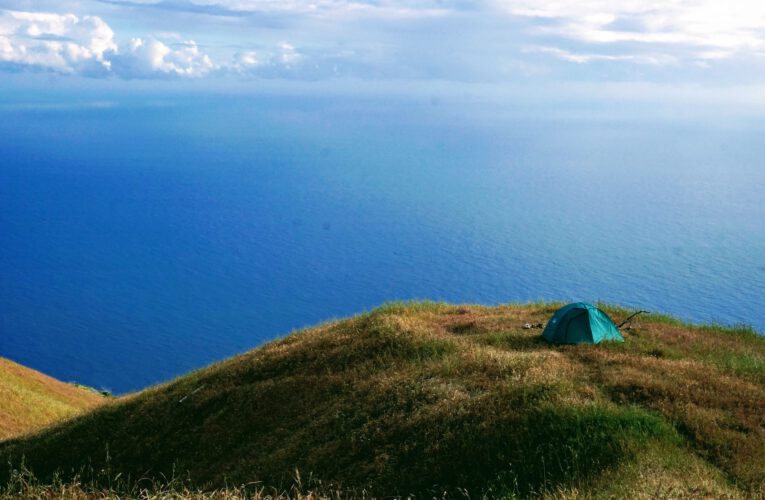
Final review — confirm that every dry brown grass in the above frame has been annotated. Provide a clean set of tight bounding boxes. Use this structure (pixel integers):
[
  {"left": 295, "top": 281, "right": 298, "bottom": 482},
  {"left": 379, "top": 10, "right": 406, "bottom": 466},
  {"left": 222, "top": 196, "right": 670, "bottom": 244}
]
[{"left": 0, "top": 357, "right": 105, "bottom": 441}]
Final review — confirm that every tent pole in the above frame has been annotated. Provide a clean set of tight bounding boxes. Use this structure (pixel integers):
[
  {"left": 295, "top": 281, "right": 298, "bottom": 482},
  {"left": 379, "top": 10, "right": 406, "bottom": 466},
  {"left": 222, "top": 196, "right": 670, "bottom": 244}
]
[{"left": 617, "top": 310, "right": 649, "bottom": 329}]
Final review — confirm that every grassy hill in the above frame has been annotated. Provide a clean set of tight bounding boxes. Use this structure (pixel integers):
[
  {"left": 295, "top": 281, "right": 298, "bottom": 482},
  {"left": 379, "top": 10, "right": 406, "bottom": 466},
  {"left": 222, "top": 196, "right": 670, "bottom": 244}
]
[
  {"left": 0, "top": 357, "right": 105, "bottom": 441},
  {"left": 1, "top": 302, "right": 764, "bottom": 498}
]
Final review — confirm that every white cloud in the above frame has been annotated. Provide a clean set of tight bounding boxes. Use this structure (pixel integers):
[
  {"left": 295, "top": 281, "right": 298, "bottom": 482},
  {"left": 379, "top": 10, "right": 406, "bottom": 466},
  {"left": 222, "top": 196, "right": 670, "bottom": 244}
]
[
  {"left": 231, "top": 50, "right": 259, "bottom": 72},
  {"left": 497, "top": 0, "right": 765, "bottom": 62},
  {"left": 0, "top": 10, "right": 117, "bottom": 74},
  {"left": 0, "top": 7, "right": 322, "bottom": 79},
  {"left": 527, "top": 46, "right": 676, "bottom": 66},
  {"left": 116, "top": 0, "right": 453, "bottom": 19},
  {"left": 278, "top": 42, "right": 300, "bottom": 65},
  {"left": 119, "top": 38, "right": 216, "bottom": 77},
  {"left": 0, "top": 9, "right": 220, "bottom": 78},
  {"left": 227, "top": 42, "right": 313, "bottom": 77}
]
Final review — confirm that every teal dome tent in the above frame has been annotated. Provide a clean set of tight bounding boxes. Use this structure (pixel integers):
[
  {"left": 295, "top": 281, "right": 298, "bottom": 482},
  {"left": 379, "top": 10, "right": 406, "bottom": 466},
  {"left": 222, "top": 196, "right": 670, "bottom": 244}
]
[{"left": 542, "top": 303, "right": 624, "bottom": 344}]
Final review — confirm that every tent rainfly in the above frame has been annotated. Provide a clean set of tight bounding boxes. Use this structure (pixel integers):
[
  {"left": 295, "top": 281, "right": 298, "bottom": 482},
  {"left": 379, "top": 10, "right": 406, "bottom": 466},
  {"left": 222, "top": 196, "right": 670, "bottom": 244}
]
[{"left": 542, "top": 303, "right": 624, "bottom": 344}]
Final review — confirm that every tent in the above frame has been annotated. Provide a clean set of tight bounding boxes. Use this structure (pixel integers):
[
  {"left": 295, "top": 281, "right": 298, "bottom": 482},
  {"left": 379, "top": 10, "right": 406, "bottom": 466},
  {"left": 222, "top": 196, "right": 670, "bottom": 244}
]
[{"left": 542, "top": 303, "right": 624, "bottom": 344}]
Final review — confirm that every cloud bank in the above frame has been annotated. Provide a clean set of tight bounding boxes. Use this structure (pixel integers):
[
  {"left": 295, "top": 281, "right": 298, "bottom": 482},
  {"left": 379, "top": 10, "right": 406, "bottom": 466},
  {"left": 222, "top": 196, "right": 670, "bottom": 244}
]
[
  {"left": 2, "top": 1, "right": 765, "bottom": 81},
  {"left": 0, "top": 10, "right": 116, "bottom": 74},
  {"left": 499, "top": 0, "right": 765, "bottom": 63},
  {"left": 115, "top": 38, "right": 215, "bottom": 77},
  {"left": 0, "top": 8, "right": 306, "bottom": 78}
]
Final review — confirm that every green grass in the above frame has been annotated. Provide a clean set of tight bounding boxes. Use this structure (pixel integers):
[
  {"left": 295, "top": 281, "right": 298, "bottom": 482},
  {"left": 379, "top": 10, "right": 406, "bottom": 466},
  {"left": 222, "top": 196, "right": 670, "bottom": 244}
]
[{"left": 1, "top": 302, "right": 764, "bottom": 498}]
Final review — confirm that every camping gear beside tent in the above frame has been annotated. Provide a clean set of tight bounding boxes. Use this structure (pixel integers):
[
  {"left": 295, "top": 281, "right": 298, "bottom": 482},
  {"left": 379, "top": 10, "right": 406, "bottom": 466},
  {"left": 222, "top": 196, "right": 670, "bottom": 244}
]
[
  {"left": 616, "top": 310, "right": 649, "bottom": 328},
  {"left": 542, "top": 303, "right": 624, "bottom": 344}
]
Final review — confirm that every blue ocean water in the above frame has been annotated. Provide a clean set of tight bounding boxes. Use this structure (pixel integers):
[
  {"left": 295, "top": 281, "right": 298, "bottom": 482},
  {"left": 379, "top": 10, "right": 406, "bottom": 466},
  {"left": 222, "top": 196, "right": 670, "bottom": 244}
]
[{"left": 1, "top": 94, "right": 764, "bottom": 393}]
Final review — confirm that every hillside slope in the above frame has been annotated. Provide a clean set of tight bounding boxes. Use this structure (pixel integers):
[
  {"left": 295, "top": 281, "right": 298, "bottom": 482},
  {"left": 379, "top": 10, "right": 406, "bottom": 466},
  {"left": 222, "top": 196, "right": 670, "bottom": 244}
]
[
  {"left": 0, "top": 357, "right": 105, "bottom": 441},
  {"left": 1, "top": 303, "right": 764, "bottom": 498}
]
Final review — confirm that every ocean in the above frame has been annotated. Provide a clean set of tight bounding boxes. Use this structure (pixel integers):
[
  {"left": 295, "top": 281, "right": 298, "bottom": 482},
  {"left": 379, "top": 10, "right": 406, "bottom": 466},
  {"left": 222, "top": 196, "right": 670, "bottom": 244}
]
[{"left": 1, "top": 93, "right": 764, "bottom": 393}]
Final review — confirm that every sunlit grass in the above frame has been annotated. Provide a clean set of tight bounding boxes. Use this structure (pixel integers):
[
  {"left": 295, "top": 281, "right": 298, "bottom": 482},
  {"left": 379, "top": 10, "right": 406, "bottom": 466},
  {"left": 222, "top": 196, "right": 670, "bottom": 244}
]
[
  {"left": 0, "top": 357, "right": 105, "bottom": 440},
  {"left": 1, "top": 301, "right": 763, "bottom": 498}
]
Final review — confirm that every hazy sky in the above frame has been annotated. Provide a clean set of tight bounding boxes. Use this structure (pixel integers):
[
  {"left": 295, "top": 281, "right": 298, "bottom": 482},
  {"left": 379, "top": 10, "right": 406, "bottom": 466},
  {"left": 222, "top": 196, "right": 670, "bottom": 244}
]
[{"left": 2, "top": 1, "right": 765, "bottom": 107}]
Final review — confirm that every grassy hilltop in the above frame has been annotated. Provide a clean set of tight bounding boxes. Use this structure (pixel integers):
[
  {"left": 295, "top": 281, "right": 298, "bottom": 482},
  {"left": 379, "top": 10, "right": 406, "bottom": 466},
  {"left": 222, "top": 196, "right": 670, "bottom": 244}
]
[
  {"left": 0, "top": 357, "right": 104, "bottom": 441},
  {"left": 1, "top": 302, "right": 764, "bottom": 498}
]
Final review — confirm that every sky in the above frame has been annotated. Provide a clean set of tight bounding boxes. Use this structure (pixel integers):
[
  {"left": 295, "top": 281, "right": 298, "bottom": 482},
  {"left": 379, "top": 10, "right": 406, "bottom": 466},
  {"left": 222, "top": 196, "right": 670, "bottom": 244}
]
[{"left": 2, "top": 0, "right": 765, "bottom": 101}]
